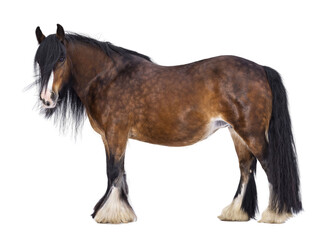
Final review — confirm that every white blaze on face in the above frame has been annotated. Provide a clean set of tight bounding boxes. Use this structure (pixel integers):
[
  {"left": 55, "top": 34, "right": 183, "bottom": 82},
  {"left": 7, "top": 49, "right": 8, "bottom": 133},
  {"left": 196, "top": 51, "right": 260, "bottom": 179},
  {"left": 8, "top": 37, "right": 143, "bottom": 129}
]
[{"left": 40, "top": 72, "right": 57, "bottom": 108}]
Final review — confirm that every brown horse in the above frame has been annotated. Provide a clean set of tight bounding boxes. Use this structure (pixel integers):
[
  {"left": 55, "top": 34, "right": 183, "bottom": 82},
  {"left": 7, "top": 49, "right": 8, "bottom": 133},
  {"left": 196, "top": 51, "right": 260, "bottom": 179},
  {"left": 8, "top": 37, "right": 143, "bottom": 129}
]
[{"left": 33, "top": 24, "right": 302, "bottom": 224}]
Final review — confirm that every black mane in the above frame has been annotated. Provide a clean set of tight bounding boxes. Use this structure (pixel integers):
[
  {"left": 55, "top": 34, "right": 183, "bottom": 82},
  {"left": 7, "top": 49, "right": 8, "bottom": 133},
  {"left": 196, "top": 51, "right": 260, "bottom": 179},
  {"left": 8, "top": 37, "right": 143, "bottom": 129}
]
[{"left": 65, "top": 33, "right": 152, "bottom": 62}]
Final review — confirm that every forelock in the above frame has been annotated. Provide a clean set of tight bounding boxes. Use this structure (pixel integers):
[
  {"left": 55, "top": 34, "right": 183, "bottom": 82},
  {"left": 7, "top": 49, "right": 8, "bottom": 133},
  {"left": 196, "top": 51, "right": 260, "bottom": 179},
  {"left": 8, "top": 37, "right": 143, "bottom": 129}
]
[{"left": 34, "top": 35, "right": 66, "bottom": 93}]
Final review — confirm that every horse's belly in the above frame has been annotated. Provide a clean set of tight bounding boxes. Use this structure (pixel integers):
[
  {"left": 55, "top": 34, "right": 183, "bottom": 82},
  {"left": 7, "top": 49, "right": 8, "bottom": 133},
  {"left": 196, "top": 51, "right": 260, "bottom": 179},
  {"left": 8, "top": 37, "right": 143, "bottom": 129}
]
[{"left": 130, "top": 117, "right": 230, "bottom": 147}]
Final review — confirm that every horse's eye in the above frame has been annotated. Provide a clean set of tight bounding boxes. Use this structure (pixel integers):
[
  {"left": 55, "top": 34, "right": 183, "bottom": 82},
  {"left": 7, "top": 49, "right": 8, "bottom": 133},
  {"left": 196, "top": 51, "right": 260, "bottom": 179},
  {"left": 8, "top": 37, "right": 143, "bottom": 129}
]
[{"left": 59, "top": 56, "right": 65, "bottom": 62}]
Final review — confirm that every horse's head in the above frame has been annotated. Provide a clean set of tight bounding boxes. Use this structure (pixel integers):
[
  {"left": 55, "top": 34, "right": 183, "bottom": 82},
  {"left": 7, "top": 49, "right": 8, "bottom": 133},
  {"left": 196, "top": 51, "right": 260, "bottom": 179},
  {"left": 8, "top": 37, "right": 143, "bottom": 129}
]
[{"left": 34, "top": 24, "right": 70, "bottom": 109}]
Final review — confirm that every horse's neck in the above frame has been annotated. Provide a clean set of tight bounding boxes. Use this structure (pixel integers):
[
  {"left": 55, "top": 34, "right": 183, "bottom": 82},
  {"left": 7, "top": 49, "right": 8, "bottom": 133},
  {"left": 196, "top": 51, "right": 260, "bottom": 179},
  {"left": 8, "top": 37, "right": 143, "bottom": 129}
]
[{"left": 67, "top": 43, "right": 116, "bottom": 100}]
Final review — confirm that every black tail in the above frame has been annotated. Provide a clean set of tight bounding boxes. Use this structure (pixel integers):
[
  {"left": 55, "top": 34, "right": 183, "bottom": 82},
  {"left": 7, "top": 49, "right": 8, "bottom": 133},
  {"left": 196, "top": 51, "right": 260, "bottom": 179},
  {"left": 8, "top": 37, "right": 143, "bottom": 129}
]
[{"left": 263, "top": 66, "right": 302, "bottom": 214}]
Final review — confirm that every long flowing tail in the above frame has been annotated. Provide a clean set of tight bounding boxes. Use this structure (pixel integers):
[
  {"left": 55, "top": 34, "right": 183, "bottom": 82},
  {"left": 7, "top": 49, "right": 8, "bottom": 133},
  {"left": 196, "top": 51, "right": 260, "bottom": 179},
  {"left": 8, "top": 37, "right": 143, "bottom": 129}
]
[{"left": 263, "top": 66, "right": 302, "bottom": 214}]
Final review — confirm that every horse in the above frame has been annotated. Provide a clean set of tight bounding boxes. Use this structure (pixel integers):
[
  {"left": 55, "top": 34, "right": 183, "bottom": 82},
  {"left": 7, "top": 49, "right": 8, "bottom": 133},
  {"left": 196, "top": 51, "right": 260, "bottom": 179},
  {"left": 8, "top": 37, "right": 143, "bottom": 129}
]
[{"left": 33, "top": 24, "right": 302, "bottom": 224}]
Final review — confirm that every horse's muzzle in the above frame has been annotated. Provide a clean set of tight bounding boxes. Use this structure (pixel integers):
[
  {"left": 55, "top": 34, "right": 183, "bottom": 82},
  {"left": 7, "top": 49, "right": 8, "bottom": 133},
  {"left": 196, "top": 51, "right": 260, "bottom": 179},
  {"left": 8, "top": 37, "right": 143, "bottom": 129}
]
[{"left": 40, "top": 90, "right": 58, "bottom": 108}]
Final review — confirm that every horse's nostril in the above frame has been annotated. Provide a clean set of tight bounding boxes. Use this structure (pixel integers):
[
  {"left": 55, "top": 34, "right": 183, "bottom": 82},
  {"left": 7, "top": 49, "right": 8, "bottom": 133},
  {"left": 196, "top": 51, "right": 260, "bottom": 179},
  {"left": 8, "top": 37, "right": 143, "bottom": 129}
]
[
  {"left": 50, "top": 91, "right": 57, "bottom": 101},
  {"left": 45, "top": 101, "right": 50, "bottom": 106}
]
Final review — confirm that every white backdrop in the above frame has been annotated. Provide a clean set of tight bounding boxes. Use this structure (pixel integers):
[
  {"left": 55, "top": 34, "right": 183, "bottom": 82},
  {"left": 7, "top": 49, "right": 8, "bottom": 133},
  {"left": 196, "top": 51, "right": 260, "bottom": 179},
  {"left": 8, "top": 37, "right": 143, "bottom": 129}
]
[{"left": 1, "top": 0, "right": 325, "bottom": 239}]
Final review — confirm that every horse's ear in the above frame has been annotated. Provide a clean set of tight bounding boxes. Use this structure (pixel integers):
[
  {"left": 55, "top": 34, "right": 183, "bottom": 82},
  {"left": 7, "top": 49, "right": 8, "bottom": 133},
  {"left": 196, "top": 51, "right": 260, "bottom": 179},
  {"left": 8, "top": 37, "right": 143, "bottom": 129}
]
[
  {"left": 56, "top": 24, "right": 65, "bottom": 42},
  {"left": 36, "top": 26, "right": 45, "bottom": 44}
]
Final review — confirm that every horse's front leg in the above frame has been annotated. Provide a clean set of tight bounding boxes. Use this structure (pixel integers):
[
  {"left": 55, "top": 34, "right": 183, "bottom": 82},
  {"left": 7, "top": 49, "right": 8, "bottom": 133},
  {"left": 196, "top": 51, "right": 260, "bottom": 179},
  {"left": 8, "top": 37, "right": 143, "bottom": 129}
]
[{"left": 91, "top": 125, "right": 136, "bottom": 224}]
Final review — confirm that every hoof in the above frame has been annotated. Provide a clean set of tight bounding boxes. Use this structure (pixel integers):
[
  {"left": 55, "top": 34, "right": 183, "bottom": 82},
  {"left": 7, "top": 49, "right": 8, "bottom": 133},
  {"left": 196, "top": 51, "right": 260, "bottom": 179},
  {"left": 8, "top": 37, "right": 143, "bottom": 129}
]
[
  {"left": 93, "top": 187, "right": 137, "bottom": 224},
  {"left": 218, "top": 203, "right": 249, "bottom": 221},
  {"left": 258, "top": 208, "right": 292, "bottom": 224}
]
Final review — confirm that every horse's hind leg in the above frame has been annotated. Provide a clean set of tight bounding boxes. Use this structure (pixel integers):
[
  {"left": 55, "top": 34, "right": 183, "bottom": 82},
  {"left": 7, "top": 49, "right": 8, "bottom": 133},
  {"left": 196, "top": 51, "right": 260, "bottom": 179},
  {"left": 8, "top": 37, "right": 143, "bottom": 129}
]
[
  {"left": 233, "top": 129, "right": 295, "bottom": 223},
  {"left": 91, "top": 127, "right": 136, "bottom": 224},
  {"left": 218, "top": 128, "right": 258, "bottom": 221}
]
